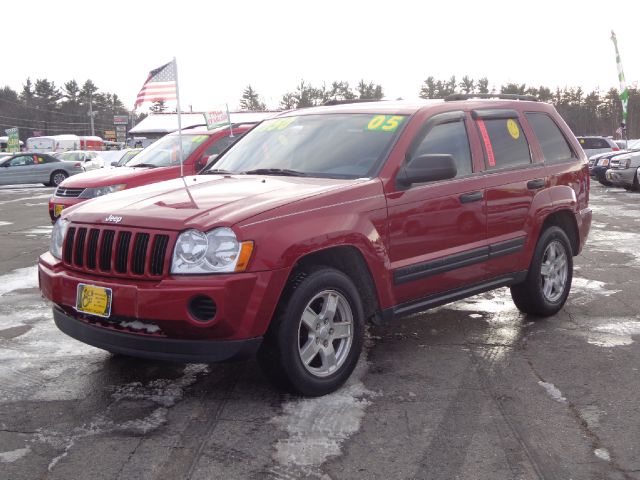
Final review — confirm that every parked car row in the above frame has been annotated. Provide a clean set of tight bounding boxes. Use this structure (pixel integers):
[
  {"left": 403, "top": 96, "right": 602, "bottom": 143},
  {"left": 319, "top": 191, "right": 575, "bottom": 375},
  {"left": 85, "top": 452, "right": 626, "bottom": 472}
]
[{"left": 586, "top": 138, "right": 640, "bottom": 189}]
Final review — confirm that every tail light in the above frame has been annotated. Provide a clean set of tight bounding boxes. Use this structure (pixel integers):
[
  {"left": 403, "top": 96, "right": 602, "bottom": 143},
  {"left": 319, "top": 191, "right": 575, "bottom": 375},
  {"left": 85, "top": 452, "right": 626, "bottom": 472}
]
[
  {"left": 612, "top": 147, "right": 620, "bottom": 151},
  {"left": 74, "top": 162, "right": 82, "bottom": 167}
]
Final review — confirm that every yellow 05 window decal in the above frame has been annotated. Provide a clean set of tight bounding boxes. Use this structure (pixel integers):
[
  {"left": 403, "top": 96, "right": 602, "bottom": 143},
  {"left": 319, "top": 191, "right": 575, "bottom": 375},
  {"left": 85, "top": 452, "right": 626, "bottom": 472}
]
[
  {"left": 366, "top": 115, "right": 405, "bottom": 132},
  {"left": 256, "top": 117, "right": 297, "bottom": 132}
]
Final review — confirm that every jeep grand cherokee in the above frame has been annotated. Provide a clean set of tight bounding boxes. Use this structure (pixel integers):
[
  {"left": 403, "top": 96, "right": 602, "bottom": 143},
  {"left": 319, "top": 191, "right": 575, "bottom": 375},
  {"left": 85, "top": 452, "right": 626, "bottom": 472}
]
[{"left": 39, "top": 96, "right": 591, "bottom": 396}]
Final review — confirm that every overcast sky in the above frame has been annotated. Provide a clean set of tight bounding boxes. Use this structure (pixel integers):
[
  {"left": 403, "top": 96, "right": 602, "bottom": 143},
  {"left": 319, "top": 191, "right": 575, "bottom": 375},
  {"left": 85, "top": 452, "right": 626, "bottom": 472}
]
[{"left": 4, "top": 0, "right": 640, "bottom": 112}]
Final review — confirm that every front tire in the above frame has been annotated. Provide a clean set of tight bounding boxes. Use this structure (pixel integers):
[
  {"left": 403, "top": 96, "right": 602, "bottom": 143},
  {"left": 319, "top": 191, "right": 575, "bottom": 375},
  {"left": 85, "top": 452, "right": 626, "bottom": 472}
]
[
  {"left": 510, "top": 226, "right": 573, "bottom": 317},
  {"left": 50, "top": 170, "right": 68, "bottom": 187},
  {"left": 258, "top": 267, "right": 365, "bottom": 396}
]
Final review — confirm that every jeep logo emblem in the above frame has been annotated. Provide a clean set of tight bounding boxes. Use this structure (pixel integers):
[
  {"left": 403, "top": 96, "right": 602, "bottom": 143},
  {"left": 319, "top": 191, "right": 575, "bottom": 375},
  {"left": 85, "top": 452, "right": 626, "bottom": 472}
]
[{"left": 105, "top": 214, "right": 123, "bottom": 224}]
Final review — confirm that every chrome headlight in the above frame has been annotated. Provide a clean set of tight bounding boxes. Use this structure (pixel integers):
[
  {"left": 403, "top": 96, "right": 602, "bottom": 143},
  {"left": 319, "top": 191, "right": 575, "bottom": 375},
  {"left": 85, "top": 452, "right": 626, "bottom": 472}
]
[
  {"left": 171, "top": 227, "right": 254, "bottom": 274},
  {"left": 79, "top": 184, "right": 126, "bottom": 199},
  {"left": 50, "top": 217, "right": 70, "bottom": 259},
  {"left": 597, "top": 158, "right": 610, "bottom": 166}
]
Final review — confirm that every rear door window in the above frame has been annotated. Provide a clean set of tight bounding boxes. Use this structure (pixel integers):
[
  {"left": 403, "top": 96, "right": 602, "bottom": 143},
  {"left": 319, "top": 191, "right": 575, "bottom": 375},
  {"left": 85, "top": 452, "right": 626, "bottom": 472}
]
[
  {"left": 525, "top": 113, "right": 575, "bottom": 163},
  {"left": 476, "top": 117, "right": 532, "bottom": 169}
]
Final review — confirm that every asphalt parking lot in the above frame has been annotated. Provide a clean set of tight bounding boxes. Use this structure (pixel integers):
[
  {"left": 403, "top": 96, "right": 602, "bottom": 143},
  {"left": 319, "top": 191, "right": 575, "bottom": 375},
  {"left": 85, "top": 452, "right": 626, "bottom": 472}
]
[{"left": 0, "top": 183, "right": 639, "bottom": 480}]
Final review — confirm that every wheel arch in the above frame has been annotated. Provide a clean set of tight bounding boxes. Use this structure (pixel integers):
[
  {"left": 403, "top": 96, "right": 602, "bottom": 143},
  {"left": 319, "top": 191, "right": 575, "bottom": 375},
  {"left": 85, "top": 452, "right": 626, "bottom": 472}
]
[
  {"left": 540, "top": 209, "right": 579, "bottom": 256},
  {"left": 285, "top": 245, "right": 382, "bottom": 323}
]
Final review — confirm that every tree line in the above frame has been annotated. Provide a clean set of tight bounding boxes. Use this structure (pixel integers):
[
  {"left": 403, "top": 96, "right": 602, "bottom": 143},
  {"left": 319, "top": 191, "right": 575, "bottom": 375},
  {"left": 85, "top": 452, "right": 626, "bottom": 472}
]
[
  {"left": 1, "top": 75, "right": 637, "bottom": 142},
  {"left": 0, "top": 78, "right": 136, "bottom": 141},
  {"left": 240, "top": 76, "right": 639, "bottom": 139}
]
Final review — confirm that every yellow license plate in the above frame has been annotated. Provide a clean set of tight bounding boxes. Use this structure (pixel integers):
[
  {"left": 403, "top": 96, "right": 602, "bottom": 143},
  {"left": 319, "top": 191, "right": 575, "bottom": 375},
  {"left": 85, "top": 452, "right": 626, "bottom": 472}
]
[
  {"left": 54, "top": 204, "right": 65, "bottom": 217},
  {"left": 76, "top": 283, "right": 112, "bottom": 318}
]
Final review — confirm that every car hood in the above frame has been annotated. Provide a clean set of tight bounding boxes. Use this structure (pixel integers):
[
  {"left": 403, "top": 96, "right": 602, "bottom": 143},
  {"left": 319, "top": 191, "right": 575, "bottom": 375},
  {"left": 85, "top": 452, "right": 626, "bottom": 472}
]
[
  {"left": 64, "top": 174, "right": 366, "bottom": 230},
  {"left": 59, "top": 166, "right": 167, "bottom": 188}
]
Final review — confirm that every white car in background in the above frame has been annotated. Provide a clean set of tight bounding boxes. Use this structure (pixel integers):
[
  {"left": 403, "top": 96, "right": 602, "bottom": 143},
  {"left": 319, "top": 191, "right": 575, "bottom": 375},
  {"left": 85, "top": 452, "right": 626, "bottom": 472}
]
[
  {"left": 54, "top": 150, "right": 105, "bottom": 171},
  {"left": 577, "top": 136, "right": 620, "bottom": 158}
]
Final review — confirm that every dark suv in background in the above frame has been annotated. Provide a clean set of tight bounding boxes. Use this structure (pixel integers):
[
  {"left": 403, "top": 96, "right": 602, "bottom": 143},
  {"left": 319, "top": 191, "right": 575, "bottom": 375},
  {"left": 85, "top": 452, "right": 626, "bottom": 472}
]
[{"left": 40, "top": 94, "right": 591, "bottom": 396}]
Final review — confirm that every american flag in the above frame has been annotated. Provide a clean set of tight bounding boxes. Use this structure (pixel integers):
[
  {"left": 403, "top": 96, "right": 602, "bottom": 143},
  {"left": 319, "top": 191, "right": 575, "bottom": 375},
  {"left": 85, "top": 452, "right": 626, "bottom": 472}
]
[{"left": 134, "top": 60, "right": 177, "bottom": 109}]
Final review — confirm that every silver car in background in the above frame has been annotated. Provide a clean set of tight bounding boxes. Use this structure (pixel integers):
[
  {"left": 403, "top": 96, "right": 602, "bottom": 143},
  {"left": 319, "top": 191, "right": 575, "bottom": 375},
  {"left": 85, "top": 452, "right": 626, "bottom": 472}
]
[
  {"left": 577, "top": 136, "right": 620, "bottom": 158},
  {"left": 606, "top": 151, "right": 640, "bottom": 191},
  {"left": 54, "top": 150, "right": 105, "bottom": 171},
  {"left": 0, "top": 153, "right": 84, "bottom": 187}
]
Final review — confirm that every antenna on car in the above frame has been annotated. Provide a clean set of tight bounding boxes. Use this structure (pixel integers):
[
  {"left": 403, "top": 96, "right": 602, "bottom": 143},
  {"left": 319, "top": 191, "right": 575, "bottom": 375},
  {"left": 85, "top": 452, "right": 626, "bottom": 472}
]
[{"left": 444, "top": 93, "right": 539, "bottom": 102}]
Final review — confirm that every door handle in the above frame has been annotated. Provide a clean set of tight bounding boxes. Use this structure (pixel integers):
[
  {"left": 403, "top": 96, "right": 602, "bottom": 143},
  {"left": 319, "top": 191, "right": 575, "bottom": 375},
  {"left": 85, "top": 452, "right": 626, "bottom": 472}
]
[
  {"left": 459, "top": 191, "right": 484, "bottom": 203},
  {"left": 527, "top": 178, "right": 545, "bottom": 190}
]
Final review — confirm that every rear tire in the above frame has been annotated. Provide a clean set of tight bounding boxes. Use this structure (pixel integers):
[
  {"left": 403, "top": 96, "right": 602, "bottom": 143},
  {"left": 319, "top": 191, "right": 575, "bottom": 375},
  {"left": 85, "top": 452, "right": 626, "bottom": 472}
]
[
  {"left": 510, "top": 226, "right": 573, "bottom": 317},
  {"left": 50, "top": 171, "right": 68, "bottom": 187},
  {"left": 258, "top": 267, "right": 364, "bottom": 396},
  {"left": 632, "top": 172, "right": 639, "bottom": 192}
]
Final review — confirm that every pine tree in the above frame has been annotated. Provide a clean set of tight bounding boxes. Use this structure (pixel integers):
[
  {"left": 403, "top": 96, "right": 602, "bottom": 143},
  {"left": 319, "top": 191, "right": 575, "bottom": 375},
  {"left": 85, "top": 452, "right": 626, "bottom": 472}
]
[
  {"left": 357, "top": 80, "right": 384, "bottom": 100},
  {"left": 239, "top": 85, "right": 266, "bottom": 111}
]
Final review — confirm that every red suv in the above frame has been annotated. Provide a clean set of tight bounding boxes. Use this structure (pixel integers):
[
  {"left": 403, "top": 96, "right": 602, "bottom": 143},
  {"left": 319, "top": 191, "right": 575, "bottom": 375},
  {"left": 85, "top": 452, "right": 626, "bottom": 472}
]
[
  {"left": 48, "top": 117, "right": 271, "bottom": 222},
  {"left": 39, "top": 96, "right": 592, "bottom": 396}
]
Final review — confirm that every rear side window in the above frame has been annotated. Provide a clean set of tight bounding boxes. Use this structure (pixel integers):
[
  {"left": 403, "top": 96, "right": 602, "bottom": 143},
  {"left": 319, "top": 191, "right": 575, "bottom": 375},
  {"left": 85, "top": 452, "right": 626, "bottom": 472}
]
[
  {"left": 477, "top": 118, "right": 531, "bottom": 169},
  {"left": 413, "top": 120, "right": 473, "bottom": 177},
  {"left": 578, "top": 137, "right": 609, "bottom": 149},
  {"left": 525, "top": 113, "right": 575, "bottom": 163}
]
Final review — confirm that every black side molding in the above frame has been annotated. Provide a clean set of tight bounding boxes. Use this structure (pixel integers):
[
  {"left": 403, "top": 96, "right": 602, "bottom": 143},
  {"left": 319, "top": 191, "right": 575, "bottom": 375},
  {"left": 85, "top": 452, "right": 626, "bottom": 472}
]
[{"left": 393, "top": 237, "right": 526, "bottom": 285}]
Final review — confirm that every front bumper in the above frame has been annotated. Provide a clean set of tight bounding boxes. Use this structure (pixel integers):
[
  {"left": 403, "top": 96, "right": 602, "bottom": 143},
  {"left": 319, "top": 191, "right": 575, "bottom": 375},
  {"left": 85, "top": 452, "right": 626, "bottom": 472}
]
[
  {"left": 590, "top": 166, "right": 610, "bottom": 183},
  {"left": 49, "top": 196, "right": 86, "bottom": 222},
  {"left": 52, "top": 306, "right": 261, "bottom": 362},
  {"left": 605, "top": 168, "right": 636, "bottom": 188},
  {"left": 39, "top": 251, "right": 289, "bottom": 346}
]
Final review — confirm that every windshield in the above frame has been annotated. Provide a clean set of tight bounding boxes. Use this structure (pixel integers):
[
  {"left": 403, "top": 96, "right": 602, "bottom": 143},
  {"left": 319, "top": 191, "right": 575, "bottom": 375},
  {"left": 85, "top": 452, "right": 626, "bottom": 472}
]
[
  {"left": 211, "top": 113, "right": 407, "bottom": 179},
  {"left": 126, "top": 134, "right": 208, "bottom": 167},
  {"left": 118, "top": 149, "right": 141, "bottom": 166}
]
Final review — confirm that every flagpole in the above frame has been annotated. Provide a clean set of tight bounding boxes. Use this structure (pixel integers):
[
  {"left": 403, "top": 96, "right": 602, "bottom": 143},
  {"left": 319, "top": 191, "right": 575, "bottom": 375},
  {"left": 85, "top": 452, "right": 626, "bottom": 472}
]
[
  {"left": 611, "top": 31, "right": 629, "bottom": 146},
  {"left": 173, "top": 57, "right": 185, "bottom": 178}
]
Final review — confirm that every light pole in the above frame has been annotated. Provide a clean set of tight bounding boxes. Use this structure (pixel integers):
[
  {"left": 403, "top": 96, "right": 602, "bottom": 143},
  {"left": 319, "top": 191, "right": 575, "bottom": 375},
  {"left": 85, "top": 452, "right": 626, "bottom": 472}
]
[{"left": 88, "top": 92, "right": 96, "bottom": 136}]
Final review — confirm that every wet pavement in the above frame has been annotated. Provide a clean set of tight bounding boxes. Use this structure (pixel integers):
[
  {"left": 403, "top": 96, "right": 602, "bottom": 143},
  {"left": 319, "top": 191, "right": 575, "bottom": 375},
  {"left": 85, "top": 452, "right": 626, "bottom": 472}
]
[{"left": 0, "top": 183, "right": 639, "bottom": 480}]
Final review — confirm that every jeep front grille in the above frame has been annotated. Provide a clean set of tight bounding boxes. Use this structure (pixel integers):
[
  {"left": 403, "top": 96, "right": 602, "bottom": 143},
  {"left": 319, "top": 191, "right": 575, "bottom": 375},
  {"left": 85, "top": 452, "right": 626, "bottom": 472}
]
[{"left": 63, "top": 225, "right": 173, "bottom": 278}]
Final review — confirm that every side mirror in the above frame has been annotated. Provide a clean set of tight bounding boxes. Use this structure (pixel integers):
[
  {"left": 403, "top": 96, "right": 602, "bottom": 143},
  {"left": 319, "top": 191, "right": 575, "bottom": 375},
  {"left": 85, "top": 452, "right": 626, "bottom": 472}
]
[
  {"left": 397, "top": 154, "right": 457, "bottom": 188},
  {"left": 196, "top": 154, "right": 218, "bottom": 172}
]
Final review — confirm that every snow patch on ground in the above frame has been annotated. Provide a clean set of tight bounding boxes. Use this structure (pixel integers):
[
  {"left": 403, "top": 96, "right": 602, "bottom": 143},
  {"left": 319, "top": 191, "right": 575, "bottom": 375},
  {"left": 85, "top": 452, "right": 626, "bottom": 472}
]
[
  {"left": 42, "top": 364, "right": 208, "bottom": 471},
  {"left": 0, "top": 266, "right": 39, "bottom": 297},
  {"left": 449, "top": 287, "right": 514, "bottom": 314},
  {"left": 570, "top": 277, "right": 619, "bottom": 306},
  {"left": 591, "top": 203, "right": 640, "bottom": 220},
  {"left": 538, "top": 381, "right": 566, "bottom": 403},
  {"left": 0, "top": 447, "right": 30, "bottom": 463},
  {"left": 587, "top": 228, "right": 640, "bottom": 265},
  {"left": 0, "top": 221, "right": 12, "bottom": 227},
  {"left": 0, "top": 194, "right": 52, "bottom": 205},
  {"left": 269, "top": 337, "right": 378, "bottom": 476},
  {"left": 20, "top": 225, "right": 52, "bottom": 236},
  {"left": 588, "top": 320, "right": 640, "bottom": 347},
  {"left": 594, "top": 448, "right": 610, "bottom": 461},
  {"left": 111, "top": 364, "right": 209, "bottom": 407}
]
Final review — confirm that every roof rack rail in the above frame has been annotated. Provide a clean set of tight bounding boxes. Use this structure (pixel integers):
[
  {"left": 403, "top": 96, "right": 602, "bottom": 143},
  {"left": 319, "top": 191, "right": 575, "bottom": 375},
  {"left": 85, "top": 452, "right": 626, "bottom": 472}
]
[
  {"left": 444, "top": 93, "right": 538, "bottom": 102},
  {"left": 322, "top": 98, "right": 382, "bottom": 106}
]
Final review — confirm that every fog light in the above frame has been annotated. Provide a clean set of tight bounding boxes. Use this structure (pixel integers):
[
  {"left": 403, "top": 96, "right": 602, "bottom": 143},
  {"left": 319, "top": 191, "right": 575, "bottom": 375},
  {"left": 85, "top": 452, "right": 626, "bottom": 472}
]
[{"left": 188, "top": 295, "right": 217, "bottom": 322}]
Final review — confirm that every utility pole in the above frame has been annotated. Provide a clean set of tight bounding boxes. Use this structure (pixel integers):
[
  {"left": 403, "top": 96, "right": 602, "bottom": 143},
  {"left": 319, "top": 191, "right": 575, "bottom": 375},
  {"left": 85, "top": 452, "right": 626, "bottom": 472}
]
[{"left": 88, "top": 92, "right": 95, "bottom": 136}]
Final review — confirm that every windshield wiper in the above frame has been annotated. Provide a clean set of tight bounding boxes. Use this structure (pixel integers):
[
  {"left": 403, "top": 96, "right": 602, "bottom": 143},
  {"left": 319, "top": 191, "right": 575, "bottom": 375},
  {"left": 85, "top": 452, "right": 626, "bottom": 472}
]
[
  {"left": 202, "top": 169, "right": 235, "bottom": 175},
  {"left": 130, "top": 163, "right": 158, "bottom": 168},
  {"left": 241, "top": 168, "right": 307, "bottom": 177}
]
